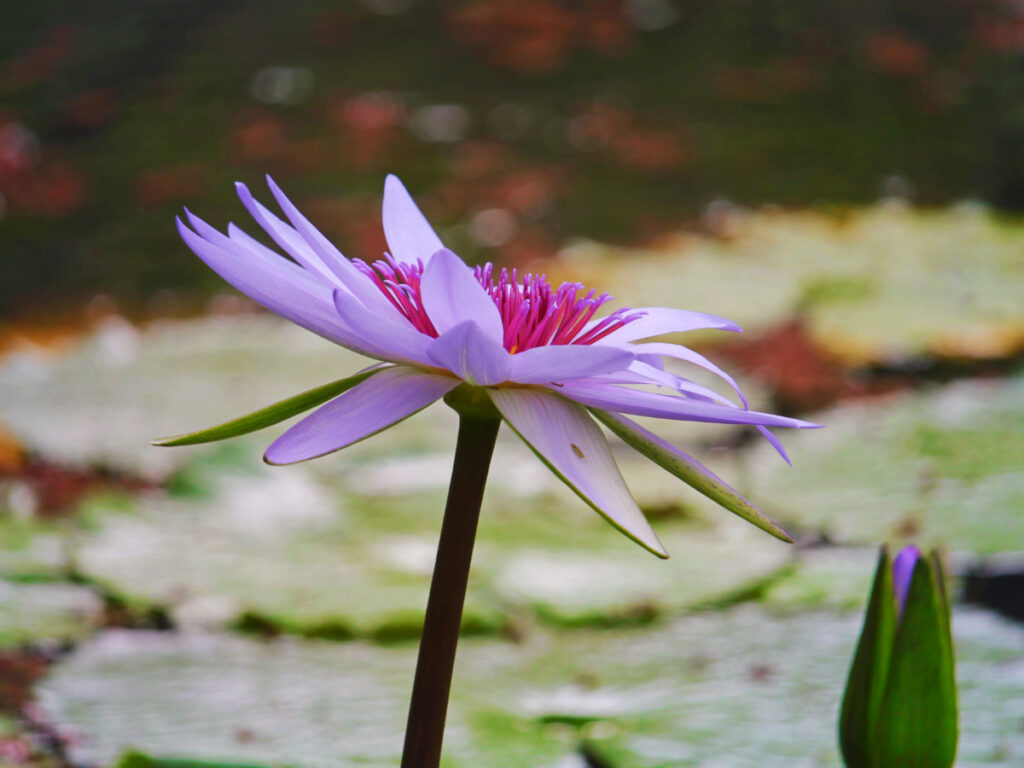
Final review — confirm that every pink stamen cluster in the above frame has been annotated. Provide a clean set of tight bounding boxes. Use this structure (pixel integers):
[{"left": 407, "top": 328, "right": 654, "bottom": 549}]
[
  {"left": 355, "top": 254, "right": 438, "bottom": 336},
  {"left": 354, "top": 257, "right": 643, "bottom": 352},
  {"left": 474, "top": 264, "right": 643, "bottom": 352}
]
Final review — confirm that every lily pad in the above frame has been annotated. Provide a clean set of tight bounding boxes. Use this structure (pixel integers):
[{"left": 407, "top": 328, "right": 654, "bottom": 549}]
[
  {"left": 37, "top": 606, "right": 1024, "bottom": 767},
  {"left": 760, "top": 547, "right": 880, "bottom": 611},
  {"left": 553, "top": 607, "right": 1024, "bottom": 768},
  {"left": 36, "top": 630, "right": 575, "bottom": 768},
  {"left": 0, "top": 517, "right": 70, "bottom": 581},
  {"left": 73, "top": 449, "right": 794, "bottom": 636},
  {"left": 482, "top": 515, "right": 791, "bottom": 626},
  {"left": 74, "top": 467, "right": 506, "bottom": 639},
  {"left": 0, "top": 580, "right": 102, "bottom": 648},
  {"left": 747, "top": 376, "right": 1024, "bottom": 554},
  {"left": 568, "top": 206, "right": 1024, "bottom": 365},
  {"left": 0, "top": 317, "right": 371, "bottom": 481}
]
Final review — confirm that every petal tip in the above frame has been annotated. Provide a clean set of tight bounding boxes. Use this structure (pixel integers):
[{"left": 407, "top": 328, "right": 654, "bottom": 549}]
[{"left": 265, "top": 174, "right": 285, "bottom": 197}]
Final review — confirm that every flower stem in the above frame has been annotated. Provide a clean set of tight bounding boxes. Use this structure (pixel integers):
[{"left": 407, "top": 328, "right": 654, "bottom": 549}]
[{"left": 400, "top": 411, "right": 501, "bottom": 768}]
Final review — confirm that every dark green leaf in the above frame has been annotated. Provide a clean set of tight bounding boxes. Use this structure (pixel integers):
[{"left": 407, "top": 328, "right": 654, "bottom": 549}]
[
  {"left": 839, "top": 546, "right": 896, "bottom": 768},
  {"left": 874, "top": 557, "right": 958, "bottom": 768},
  {"left": 152, "top": 368, "right": 382, "bottom": 447},
  {"left": 929, "top": 550, "right": 954, "bottom": 651},
  {"left": 590, "top": 408, "right": 792, "bottom": 542}
]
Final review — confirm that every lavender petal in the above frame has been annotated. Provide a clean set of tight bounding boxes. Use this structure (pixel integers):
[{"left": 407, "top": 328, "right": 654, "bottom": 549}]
[
  {"left": 264, "top": 176, "right": 407, "bottom": 322},
  {"left": 234, "top": 182, "right": 341, "bottom": 286},
  {"left": 420, "top": 248, "right": 505, "bottom": 342},
  {"left": 427, "top": 321, "right": 512, "bottom": 386},
  {"left": 593, "top": 306, "right": 742, "bottom": 344},
  {"left": 488, "top": 388, "right": 667, "bottom": 558},
  {"left": 265, "top": 366, "right": 457, "bottom": 464},
  {"left": 383, "top": 174, "right": 445, "bottom": 267},
  {"left": 627, "top": 360, "right": 737, "bottom": 406},
  {"left": 892, "top": 545, "right": 921, "bottom": 616},
  {"left": 332, "top": 289, "right": 433, "bottom": 367},
  {"left": 558, "top": 381, "right": 820, "bottom": 429},
  {"left": 593, "top": 410, "right": 792, "bottom": 542},
  {"left": 757, "top": 425, "right": 792, "bottom": 465},
  {"left": 176, "top": 217, "right": 374, "bottom": 353},
  {"left": 509, "top": 344, "right": 635, "bottom": 384},
  {"left": 621, "top": 341, "right": 749, "bottom": 408}
]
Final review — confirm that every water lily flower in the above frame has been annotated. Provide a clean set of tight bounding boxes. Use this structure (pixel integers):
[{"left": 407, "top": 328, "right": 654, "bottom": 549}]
[
  {"left": 161, "top": 174, "right": 821, "bottom": 768},
  {"left": 161, "top": 174, "right": 817, "bottom": 558}
]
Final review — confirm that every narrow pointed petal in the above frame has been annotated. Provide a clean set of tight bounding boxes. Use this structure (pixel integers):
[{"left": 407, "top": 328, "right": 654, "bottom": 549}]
[
  {"left": 222, "top": 221, "right": 354, "bottom": 300},
  {"left": 627, "top": 360, "right": 737, "bottom": 406},
  {"left": 265, "top": 366, "right": 457, "bottom": 465},
  {"left": 332, "top": 289, "right": 433, "bottom": 366},
  {"left": 592, "top": 410, "right": 792, "bottom": 542},
  {"left": 154, "top": 366, "right": 387, "bottom": 446},
  {"left": 234, "top": 182, "right": 339, "bottom": 285},
  {"left": 558, "top": 381, "right": 820, "bottom": 429},
  {"left": 383, "top": 174, "right": 444, "bottom": 267},
  {"left": 176, "top": 217, "right": 369, "bottom": 352},
  {"left": 420, "top": 248, "right": 504, "bottom": 342},
  {"left": 488, "top": 388, "right": 667, "bottom": 558},
  {"left": 891, "top": 546, "right": 920, "bottom": 615},
  {"left": 184, "top": 211, "right": 313, "bottom": 288},
  {"left": 757, "top": 425, "right": 791, "bottom": 465},
  {"left": 264, "top": 176, "right": 406, "bottom": 321},
  {"left": 509, "top": 345, "right": 635, "bottom": 384},
  {"left": 625, "top": 342, "right": 749, "bottom": 408},
  {"left": 427, "top": 321, "right": 512, "bottom": 386},
  {"left": 593, "top": 307, "right": 741, "bottom": 344}
]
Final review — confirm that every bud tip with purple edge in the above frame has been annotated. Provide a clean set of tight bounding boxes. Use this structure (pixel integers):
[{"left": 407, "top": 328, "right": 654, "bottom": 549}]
[{"left": 891, "top": 545, "right": 920, "bottom": 616}]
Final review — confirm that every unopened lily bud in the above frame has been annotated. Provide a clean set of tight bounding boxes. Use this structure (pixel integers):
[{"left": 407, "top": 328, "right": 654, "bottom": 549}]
[{"left": 839, "top": 545, "right": 957, "bottom": 768}]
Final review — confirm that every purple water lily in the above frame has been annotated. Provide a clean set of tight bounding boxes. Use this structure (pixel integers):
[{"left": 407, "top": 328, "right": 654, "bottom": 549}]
[{"left": 168, "top": 174, "right": 817, "bottom": 558}]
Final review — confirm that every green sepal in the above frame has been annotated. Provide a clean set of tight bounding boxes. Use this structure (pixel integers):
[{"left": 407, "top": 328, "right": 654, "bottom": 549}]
[
  {"left": 590, "top": 408, "right": 793, "bottom": 543},
  {"left": 873, "top": 556, "right": 958, "bottom": 768},
  {"left": 839, "top": 546, "right": 897, "bottom": 768},
  {"left": 929, "top": 550, "right": 954, "bottom": 650},
  {"left": 152, "top": 367, "right": 382, "bottom": 447}
]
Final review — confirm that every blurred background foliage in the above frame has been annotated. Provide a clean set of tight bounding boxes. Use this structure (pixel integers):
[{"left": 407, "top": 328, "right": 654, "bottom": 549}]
[{"left": 3, "top": 0, "right": 1024, "bottom": 317}]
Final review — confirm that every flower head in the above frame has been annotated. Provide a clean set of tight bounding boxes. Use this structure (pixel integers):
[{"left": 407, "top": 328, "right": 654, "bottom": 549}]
[{"left": 163, "top": 175, "right": 818, "bottom": 557}]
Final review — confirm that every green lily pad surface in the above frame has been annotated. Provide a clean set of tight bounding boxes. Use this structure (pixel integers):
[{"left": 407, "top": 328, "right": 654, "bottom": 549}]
[
  {"left": 0, "top": 317, "right": 368, "bottom": 480},
  {"left": 570, "top": 206, "right": 1024, "bottom": 364},
  {"left": 36, "top": 606, "right": 1024, "bottom": 767},
  {"left": 760, "top": 547, "right": 879, "bottom": 611},
  {"left": 36, "top": 630, "right": 575, "bottom": 768},
  {"left": 73, "top": 446, "right": 793, "bottom": 635},
  {"left": 748, "top": 376, "right": 1024, "bottom": 553},
  {"left": 0, "top": 517, "right": 70, "bottom": 580},
  {"left": 0, "top": 580, "right": 103, "bottom": 649},
  {"left": 575, "top": 607, "right": 1024, "bottom": 767}
]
